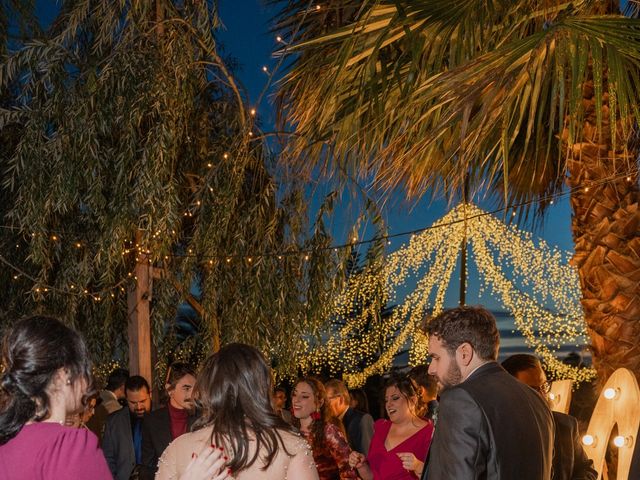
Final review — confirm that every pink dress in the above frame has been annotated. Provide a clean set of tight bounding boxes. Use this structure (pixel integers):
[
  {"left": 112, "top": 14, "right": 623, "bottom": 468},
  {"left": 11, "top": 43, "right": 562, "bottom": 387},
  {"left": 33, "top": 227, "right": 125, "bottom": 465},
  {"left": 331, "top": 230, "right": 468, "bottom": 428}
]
[
  {"left": 0, "top": 422, "right": 112, "bottom": 480},
  {"left": 367, "top": 419, "right": 433, "bottom": 480}
]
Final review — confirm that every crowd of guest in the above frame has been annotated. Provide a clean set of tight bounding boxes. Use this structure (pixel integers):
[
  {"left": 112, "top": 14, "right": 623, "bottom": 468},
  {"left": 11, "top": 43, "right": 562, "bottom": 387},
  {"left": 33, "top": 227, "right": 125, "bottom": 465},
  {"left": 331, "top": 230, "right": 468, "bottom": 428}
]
[{"left": 2, "top": 306, "right": 637, "bottom": 479}]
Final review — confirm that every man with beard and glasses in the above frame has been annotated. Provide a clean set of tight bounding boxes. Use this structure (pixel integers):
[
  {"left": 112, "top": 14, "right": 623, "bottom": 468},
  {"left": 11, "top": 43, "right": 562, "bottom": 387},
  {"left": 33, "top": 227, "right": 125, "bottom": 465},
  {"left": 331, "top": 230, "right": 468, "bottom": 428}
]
[
  {"left": 421, "top": 306, "right": 554, "bottom": 480},
  {"left": 102, "top": 375, "right": 153, "bottom": 480}
]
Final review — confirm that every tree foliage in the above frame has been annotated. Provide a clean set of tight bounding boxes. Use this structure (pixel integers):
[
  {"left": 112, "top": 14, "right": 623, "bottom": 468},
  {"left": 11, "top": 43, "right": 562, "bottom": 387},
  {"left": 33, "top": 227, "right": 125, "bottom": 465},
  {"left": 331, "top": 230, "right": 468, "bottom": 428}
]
[
  {"left": 0, "top": 0, "right": 345, "bottom": 378},
  {"left": 273, "top": 0, "right": 640, "bottom": 209}
]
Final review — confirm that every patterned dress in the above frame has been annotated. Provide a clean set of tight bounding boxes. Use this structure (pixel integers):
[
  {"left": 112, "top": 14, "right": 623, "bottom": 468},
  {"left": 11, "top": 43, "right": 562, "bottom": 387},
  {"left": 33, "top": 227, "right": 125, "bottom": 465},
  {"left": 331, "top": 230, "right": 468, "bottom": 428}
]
[{"left": 302, "top": 422, "right": 358, "bottom": 480}]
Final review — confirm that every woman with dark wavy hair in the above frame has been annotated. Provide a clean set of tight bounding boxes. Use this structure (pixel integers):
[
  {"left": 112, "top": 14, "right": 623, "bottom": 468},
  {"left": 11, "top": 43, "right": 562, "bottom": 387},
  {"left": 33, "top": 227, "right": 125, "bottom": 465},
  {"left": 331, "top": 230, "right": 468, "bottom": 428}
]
[
  {"left": 0, "top": 316, "right": 111, "bottom": 479},
  {"left": 348, "top": 373, "right": 433, "bottom": 479},
  {"left": 157, "top": 343, "right": 319, "bottom": 480},
  {"left": 291, "top": 376, "right": 357, "bottom": 480}
]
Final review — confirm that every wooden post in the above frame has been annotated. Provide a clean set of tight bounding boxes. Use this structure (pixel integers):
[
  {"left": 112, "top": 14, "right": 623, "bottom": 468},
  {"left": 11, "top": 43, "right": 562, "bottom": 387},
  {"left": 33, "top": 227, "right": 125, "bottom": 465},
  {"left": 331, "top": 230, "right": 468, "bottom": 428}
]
[{"left": 127, "top": 232, "right": 153, "bottom": 389}]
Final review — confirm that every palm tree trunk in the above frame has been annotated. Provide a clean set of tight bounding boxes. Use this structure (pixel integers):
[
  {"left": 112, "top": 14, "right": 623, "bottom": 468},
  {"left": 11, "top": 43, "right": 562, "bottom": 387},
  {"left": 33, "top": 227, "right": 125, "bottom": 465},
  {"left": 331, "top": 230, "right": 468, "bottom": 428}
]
[{"left": 566, "top": 82, "right": 640, "bottom": 385}]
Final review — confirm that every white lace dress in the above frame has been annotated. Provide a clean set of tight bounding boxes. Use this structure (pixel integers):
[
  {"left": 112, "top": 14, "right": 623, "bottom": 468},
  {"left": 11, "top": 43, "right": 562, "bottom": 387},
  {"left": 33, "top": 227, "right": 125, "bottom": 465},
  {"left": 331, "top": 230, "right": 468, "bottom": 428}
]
[{"left": 156, "top": 426, "right": 319, "bottom": 480}]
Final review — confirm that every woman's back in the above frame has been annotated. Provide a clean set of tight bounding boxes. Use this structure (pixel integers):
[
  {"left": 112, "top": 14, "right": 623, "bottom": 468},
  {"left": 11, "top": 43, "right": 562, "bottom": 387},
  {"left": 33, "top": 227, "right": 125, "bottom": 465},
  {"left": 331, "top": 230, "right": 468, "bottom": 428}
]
[
  {"left": 158, "top": 425, "right": 319, "bottom": 480},
  {"left": 0, "top": 422, "right": 111, "bottom": 480}
]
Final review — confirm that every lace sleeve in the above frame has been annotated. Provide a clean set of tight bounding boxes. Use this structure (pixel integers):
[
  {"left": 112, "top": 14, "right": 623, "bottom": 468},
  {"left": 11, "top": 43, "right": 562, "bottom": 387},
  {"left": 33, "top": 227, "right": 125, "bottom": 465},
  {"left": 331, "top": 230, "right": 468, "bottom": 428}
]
[
  {"left": 324, "top": 423, "right": 358, "bottom": 479},
  {"left": 285, "top": 435, "right": 319, "bottom": 480},
  {"left": 156, "top": 440, "right": 179, "bottom": 480}
]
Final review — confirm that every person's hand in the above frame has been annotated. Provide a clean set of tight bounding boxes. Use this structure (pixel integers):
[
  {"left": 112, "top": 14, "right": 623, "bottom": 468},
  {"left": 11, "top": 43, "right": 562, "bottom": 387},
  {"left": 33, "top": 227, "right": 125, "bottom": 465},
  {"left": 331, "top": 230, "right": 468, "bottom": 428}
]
[
  {"left": 396, "top": 452, "right": 421, "bottom": 473},
  {"left": 348, "top": 451, "right": 366, "bottom": 469},
  {"left": 179, "top": 444, "right": 232, "bottom": 480}
]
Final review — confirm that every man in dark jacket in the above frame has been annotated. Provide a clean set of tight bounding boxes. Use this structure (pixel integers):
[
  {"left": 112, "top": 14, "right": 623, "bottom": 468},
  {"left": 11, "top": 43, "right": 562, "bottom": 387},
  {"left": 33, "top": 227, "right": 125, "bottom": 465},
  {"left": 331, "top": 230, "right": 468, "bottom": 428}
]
[
  {"left": 140, "top": 363, "right": 197, "bottom": 480},
  {"left": 502, "top": 354, "right": 597, "bottom": 480},
  {"left": 102, "top": 375, "right": 152, "bottom": 480},
  {"left": 422, "top": 306, "right": 554, "bottom": 480}
]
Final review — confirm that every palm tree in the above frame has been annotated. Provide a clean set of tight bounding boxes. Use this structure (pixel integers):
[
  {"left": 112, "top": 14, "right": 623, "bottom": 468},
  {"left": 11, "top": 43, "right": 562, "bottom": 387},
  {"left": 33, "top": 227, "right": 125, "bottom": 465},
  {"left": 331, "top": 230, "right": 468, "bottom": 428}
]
[{"left": 273, "top": 0, "right": 640, "bottom": 383}]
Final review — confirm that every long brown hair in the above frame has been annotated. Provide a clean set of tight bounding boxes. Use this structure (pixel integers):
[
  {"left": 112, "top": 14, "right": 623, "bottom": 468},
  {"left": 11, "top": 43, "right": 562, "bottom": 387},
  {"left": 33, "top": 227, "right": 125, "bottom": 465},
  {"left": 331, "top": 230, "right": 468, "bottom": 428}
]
[
  {"left": 192, "top": 343, "right": 296, "bottom": 473},
  {"left": 291, "top": 376, "right": 346, "bottom": 449}
]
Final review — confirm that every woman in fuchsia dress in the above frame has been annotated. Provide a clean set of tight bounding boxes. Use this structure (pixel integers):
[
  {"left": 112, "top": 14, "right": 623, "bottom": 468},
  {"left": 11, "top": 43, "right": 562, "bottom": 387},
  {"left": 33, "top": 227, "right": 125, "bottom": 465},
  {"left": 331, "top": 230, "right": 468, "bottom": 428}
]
[{"left": 349, "top": 374, "right": 433, "bottom": 479}]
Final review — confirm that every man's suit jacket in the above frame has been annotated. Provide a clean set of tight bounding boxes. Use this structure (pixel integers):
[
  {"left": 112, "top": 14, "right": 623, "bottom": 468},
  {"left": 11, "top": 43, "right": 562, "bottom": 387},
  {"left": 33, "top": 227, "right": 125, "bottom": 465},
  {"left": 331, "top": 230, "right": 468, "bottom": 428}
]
[
  {"left": 423, "top": 362, "right": 554, "bottom": 480},
  {"left": 139, "top": 407, "right": 196, "bottom": 480},
  {"left": 342, "top": 407, "right": 374, "bottom": 455},
  {"left": 551, "top": 411, "right": 597, "bottom": 480},
  {"left": 86, "top": 389, "right": 122, "bottom": 442},
  {"left": 102, "top": 407, "right": 136, "bottom": 480},
  {"left": 631, "top": 424, "right": 640, "bottom": 479}
]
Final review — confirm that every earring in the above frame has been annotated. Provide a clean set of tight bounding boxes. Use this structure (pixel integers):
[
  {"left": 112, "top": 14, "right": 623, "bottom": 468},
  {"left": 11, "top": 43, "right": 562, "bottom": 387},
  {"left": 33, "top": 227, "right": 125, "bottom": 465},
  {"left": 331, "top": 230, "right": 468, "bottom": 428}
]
[{"left": 65, "top": 379, "right": 72, "bottom": 386}]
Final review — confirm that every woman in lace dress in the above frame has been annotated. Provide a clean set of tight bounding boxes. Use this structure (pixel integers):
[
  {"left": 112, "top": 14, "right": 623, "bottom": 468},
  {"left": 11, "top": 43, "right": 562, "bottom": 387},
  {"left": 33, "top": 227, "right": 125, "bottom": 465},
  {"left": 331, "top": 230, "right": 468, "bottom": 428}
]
[
  {"left": 157, "top": 343, "right": 319, "bottom": 480},
  {"left": 292, "top": 377, "right": 358, "bottom": 480}
]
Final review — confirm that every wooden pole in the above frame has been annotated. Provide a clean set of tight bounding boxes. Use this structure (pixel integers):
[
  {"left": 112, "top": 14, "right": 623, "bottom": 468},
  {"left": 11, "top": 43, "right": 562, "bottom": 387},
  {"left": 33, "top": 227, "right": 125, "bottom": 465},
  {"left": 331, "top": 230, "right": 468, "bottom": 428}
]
[{"left": 127, "top": 231, "right": 153, "bottom": 389}]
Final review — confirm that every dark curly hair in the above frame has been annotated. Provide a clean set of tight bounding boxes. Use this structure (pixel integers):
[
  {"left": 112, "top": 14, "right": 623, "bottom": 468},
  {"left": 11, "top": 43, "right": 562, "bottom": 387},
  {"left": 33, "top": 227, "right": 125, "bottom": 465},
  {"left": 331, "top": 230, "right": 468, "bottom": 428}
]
[
  {"left": 384, "top": 372, "right": 426, "bottom": 419},
  {"left": 0, "top": 316, "right": 93, "bottom": 445},
  {"left": 425, "top": 305, "right": 499, "bottom": 361}
]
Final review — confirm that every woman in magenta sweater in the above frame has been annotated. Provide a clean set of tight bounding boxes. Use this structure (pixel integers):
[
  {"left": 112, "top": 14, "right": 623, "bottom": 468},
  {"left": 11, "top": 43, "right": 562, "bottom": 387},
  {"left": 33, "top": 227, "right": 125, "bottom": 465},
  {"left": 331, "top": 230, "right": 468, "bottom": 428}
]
[
  {"left": 0, "top": 316, "right": 227, "bottom": 480},
  {"left": 0, "top": 316, "right": 111, "bottom": 480}
]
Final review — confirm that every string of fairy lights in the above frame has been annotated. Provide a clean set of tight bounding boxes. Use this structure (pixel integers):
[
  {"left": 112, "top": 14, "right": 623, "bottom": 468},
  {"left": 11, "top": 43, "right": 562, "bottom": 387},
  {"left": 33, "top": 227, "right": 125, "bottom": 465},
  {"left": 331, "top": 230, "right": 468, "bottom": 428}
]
[
  {"left": 0, "top": 170, "right": 635, "bottom": 385},
  {"left": 316, "top": 202, "right": 597, "bottom": 388}
]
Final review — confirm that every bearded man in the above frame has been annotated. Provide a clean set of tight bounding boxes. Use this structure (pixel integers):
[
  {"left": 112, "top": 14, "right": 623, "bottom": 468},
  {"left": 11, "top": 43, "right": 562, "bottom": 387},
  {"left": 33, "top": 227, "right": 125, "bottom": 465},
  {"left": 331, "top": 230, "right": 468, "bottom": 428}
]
[{"left": 421, "top": 306, "right": 554, "bottom": 480}]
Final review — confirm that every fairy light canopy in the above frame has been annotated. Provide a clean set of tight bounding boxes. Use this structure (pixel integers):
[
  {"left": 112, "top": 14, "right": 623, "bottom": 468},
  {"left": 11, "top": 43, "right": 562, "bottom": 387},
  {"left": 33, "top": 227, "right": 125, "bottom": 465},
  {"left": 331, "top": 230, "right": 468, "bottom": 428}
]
[{"left": 307, "top": 203, "right": 596, "bottom": 388}]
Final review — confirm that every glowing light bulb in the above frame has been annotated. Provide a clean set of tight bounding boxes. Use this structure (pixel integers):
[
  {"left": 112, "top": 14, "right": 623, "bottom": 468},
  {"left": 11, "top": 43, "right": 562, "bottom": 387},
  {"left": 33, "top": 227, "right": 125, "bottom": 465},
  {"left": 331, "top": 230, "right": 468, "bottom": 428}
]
[
  {"left": 250, "top": 108, "right": 256, "bottom": 116},
  {"left": 262, "top": 66, "right": 268, "bottom": 73},
  {"left": 613, "top": 436, "right": 631, "bottom": 448},
  {"left": 582, "top": 435, "right": 596, "bottom": 446},
  {"left": 603, "top": 388, "right": 618, "bottom": 400}
]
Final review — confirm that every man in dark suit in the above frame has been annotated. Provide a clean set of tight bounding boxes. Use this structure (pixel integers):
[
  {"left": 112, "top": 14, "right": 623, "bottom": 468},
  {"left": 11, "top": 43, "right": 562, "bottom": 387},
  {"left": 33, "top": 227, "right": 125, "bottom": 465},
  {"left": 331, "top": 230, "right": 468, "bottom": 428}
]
[
  {"left": 325, "top": 379, "right": 374, "bottom": 455},
  {"left": 502, "top": 354, "right": 597, "bottom": 480},
  {"left": 140, "top": 362, "right": 197, "bottom": 480},
  {"left": 102, "top": 375, "right": 152, "bottom": 480},
  {"left": 422, "top": 306, "right": 554, "bottom": 480},
  {"left": 87, "top": 367, "right": 129, "bottom": 441}
]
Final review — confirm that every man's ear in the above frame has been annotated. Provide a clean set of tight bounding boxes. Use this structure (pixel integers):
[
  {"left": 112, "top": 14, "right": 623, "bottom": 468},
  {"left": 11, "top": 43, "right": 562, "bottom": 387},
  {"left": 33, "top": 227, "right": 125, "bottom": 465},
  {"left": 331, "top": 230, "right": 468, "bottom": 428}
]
[{"left": 457, "top": 342, "right": 475, "bottom": 367}]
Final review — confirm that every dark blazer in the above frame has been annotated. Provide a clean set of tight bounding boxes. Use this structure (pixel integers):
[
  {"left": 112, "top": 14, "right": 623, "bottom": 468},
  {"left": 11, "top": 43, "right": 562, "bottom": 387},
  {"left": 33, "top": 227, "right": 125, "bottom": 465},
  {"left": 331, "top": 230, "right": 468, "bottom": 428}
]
[
  {"left": 552, "top": 411, "right": 597, "bottom": 480},
  {"left": 139, "top": 407, "right": 196, "bottom": 480},
  {"left": 102, "top": 407, "right": 136, "bottom": 480},
  {"left": 342, "top": 407, "right": 374, "bottom": 455},
  {"left": 631, "top": 424, "right": 640, "bottom": 480},
  {"left": 423, "top": 362, "right": 554, "bottom": 480}
]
